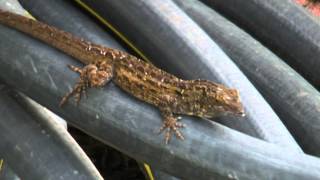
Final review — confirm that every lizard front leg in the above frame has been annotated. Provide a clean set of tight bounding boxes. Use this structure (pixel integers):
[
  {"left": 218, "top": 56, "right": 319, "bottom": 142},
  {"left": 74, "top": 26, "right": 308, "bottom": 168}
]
[
  {"left": 60, "top": 61, "right": 113, "bottom": 106},
  {"left": 159, "top": 108, "right": 186, "bottom": 144}
]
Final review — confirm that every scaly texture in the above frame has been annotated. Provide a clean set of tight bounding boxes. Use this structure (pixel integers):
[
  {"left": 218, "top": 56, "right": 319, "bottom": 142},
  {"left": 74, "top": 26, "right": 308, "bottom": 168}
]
[{"left": 0, "top": 10, "right": 244, "bottom": 143}]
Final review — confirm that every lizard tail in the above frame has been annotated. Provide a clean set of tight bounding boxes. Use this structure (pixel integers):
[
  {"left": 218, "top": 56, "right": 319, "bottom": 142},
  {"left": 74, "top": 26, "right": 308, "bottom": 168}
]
[{"left": 0, "top": 9, "right": 114, "bottom": 64}]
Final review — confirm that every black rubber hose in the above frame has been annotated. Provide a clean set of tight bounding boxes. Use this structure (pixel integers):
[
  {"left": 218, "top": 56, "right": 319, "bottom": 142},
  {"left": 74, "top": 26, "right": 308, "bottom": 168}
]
[
  {"left": 201, "top": 0, "right": 320, "bottom": 89},
  {"left": 0, "top": 85, "right": 102, "bottom": 180},
  {"left": 17, "top": 0, "right": 178, "bottom": 179},
  {"left": 2, "top": 15, "right": 320, "bottom": 180},
  {"left": 173, "top": 0, "right": 320, "bottom": 156},
  {"left": 0, "top": 162, "right": 21, "bottom": 180},
  {"left": 76, "top": 0, "right": 301, "bottom": 151}
]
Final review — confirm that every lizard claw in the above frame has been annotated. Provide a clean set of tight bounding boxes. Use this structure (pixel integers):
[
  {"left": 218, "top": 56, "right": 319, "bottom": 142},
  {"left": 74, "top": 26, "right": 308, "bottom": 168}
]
[
  {"left": 159, "top": 116, "right": 186, "bottom": 144},
  {"left": 59, "top": 78, "right": 88, "bottom": 107},
  {"left": 68, "top": 64, "right": 83, "bottom": 74},
  {"left": 59, "top": 64, "right": 89, "bottom": 106}
]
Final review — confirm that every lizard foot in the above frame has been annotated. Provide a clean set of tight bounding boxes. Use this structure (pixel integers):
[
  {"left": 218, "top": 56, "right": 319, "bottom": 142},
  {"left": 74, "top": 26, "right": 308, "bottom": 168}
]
[
  {"left": 59, "top": 69, "right": 88, "bottom": 106},
  {"left": 59, "top": 61, "right": 113, "bottom": 106},
  {"left": 159, "top": 115, "right": 186, "bottom": 144}
]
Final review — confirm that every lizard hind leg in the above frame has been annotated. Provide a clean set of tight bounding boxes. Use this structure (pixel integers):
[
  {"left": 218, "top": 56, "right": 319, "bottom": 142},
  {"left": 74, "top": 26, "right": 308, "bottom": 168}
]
[
  {"left": 159, "top": 110, "right": 186, "bottom": 144},
  {"left": 59, "top": 61, "right": 113, "bottom": 106}
]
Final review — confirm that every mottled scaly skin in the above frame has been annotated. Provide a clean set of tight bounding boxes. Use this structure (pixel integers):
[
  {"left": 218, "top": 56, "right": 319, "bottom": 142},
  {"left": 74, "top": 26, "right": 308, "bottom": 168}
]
[{"left": 0, "top": 10, "right": 244, "bottom": 143}]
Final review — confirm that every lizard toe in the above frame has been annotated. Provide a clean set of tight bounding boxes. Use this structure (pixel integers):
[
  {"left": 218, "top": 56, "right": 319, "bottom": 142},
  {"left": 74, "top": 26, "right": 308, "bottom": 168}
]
[{"left": 159, "top": 115, "right": 185, "bottom": 144}]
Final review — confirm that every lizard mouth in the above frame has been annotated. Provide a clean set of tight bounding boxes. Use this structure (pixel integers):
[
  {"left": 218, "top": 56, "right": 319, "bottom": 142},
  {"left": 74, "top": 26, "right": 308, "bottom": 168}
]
[
  {"left": 229, "top": 108, "right": 245, "bottom": 117},
  {"left": 237, "top": 111, "right": 246, "bottom": 117},
  {"left": 223, "top": 108, "right": 245, "bottom": 117}
]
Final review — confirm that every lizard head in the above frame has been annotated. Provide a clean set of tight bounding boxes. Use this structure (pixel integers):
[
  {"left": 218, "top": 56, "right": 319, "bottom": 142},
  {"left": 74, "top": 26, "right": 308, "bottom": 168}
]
[{"left": 189, "top": 80, "right": 245, "bottom": 118}]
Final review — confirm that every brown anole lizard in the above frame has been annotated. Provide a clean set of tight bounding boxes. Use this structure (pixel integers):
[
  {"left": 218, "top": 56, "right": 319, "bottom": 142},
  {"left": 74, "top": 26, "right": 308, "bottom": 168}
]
[{"left": 0, "top": 10, "right": 244, "bottom": 144}]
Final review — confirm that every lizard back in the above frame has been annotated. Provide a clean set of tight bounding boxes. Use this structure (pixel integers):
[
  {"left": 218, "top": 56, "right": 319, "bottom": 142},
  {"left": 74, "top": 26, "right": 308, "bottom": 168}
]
[{"left": 113, "top": 53, "right": 184, "bottom": 107}]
